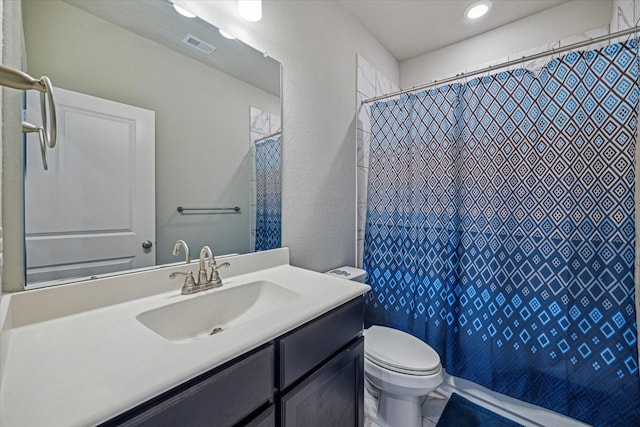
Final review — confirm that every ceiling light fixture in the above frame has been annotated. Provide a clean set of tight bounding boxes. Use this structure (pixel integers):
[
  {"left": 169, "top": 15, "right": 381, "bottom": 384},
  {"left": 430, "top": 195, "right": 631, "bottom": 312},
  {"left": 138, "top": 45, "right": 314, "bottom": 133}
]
[
  {"left": 173, "top": 4, "right": 197, "bottom": 19},
  {"left": 465, "top": 0, "right": 492, "bottom": 20},
  {"left": 219, "top": 29, "right": 236, "bottom": 40},
  {"left": 238, "top": 0, "right": 262, "bottom": 22}
]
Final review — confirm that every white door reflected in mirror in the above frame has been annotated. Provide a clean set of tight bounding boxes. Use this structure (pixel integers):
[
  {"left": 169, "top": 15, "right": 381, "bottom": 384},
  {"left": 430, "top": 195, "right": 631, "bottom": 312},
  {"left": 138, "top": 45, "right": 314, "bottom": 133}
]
[{"left": 24, "top": 87, "right": 156, "bottom": 285}]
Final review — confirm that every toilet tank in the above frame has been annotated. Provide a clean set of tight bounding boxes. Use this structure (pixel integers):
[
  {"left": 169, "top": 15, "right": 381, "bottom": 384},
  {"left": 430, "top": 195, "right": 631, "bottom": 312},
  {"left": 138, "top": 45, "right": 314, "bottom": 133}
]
[{"left": 325, "top": 266, "right": 367, "bottom": 283}]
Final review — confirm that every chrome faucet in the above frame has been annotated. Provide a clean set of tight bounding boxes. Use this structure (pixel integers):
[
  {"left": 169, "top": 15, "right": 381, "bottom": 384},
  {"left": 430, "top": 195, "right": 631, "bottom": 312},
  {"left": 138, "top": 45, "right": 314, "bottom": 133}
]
[
  {"left": 172, "top": 240, "right": 191, "bottom": 263},
  {"left": 198, "top": 246, "right": 214, "bottom": 286},
  {"left": 170, "top": 240, "right": 197, "bottom": 294},
  {"left": 169, "top": 242, "right": 230, "bottom": 294}
]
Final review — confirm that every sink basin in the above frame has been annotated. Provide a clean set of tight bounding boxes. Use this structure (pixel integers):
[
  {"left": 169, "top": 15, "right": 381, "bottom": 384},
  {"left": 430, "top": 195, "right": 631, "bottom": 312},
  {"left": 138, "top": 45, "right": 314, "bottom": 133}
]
[{"left": 137, "top": 280, "right": 300, "bottom": 342}]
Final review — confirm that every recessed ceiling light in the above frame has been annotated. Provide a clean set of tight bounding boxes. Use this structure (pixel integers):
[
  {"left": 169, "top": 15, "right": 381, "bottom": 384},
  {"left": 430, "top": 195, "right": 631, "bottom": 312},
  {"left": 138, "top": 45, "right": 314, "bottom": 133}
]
[
  {"left": 219, "top": 29, "right": 236, "bottom": 40},
  {"left": 173, "top": 4, "right": 197, "bottom": 18},
  {"left": 238, "top": 0, "right": 262, "bottom": 22},
  {"left": 465, "top": 0, "right": 493, "bottom": 20}
]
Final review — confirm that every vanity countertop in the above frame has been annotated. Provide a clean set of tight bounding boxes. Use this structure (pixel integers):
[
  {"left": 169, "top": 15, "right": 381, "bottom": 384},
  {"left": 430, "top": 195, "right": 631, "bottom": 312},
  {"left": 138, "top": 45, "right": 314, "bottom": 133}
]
[{"left": 0, "top": 249, "right": 370, "bottom": 427}]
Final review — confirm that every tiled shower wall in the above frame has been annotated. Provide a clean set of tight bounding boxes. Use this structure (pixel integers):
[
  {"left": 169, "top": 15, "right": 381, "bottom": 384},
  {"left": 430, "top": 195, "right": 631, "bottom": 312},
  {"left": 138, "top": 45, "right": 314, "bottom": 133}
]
[
  {"left": 249, "top": 106, "right": 281, "bottom": 252},
  {"left": 611, "top": 0, "right": 640, "bottom": 32},
  {"left": 356, "top": 55, "right": 399, "bottom": 268}
]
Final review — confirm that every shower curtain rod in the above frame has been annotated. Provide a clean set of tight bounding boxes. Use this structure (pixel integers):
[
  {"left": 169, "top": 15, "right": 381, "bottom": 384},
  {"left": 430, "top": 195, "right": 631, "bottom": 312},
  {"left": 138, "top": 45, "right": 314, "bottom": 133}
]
[
  {"left": 362, "top": 25, "right": 640, "bottom": 105},
  {"left": 254, "top": 131, "right": 281, "bottom": 144}
]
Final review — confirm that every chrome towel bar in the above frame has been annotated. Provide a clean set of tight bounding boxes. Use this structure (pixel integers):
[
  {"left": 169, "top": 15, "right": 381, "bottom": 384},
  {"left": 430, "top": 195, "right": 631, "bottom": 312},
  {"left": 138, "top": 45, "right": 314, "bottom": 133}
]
[{"left": 177, "top": 206, "right": 241, "bottom": 213}]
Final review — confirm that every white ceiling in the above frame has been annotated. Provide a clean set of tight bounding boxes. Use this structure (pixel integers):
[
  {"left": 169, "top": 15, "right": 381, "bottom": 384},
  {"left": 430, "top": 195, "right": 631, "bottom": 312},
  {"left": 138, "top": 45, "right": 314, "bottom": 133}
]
[{"left": 339, "top": 0, "right": 568, "bottom": 62}]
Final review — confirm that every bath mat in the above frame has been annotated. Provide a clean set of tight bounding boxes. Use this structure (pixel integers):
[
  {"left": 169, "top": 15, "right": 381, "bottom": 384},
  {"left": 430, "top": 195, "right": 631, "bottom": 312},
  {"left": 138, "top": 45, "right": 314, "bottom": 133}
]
[{"left": 436, "top": 393, "right": 524, "bottom": 427}]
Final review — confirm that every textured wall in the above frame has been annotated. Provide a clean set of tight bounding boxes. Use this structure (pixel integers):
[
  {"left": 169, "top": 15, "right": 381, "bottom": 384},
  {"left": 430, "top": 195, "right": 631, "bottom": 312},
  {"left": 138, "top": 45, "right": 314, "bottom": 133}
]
[{"left": 185, "top": 0, "right": 399, "bottom": 271}]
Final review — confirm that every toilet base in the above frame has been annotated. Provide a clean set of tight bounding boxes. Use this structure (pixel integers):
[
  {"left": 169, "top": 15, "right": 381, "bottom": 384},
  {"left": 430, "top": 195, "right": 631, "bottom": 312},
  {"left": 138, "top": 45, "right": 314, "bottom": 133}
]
[{"left": 376, "top": 391, "right": 423, "bottom": 427}]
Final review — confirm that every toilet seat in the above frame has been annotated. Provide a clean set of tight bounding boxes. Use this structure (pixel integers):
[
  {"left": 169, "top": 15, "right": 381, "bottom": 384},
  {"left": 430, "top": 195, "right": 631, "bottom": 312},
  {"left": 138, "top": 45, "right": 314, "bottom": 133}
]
[{"left": 365, "top": 326, "right": 441, "bottom": 376}]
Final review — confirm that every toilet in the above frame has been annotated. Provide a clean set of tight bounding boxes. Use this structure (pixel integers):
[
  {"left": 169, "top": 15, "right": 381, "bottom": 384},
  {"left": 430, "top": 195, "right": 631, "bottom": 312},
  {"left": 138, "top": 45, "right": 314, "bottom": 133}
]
[
  {"left": 364, "top": 326, "right": 443, "bottom": 427},
  {"left": 326, "top": 267, "right": 444, "bottom": 427}
]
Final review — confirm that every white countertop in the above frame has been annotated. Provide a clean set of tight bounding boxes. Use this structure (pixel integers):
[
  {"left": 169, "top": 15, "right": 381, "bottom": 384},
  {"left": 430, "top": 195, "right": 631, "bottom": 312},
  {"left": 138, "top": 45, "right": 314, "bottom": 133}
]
[{"left": 0, "top": 249, "right": 370, "bottom": 426}]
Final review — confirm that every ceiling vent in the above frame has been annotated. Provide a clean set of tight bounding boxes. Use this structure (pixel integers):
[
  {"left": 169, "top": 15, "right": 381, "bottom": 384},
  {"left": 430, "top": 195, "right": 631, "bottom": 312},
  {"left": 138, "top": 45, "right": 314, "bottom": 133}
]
[{"left": 182, "top": 34, "right": 216, "bottom": 55}]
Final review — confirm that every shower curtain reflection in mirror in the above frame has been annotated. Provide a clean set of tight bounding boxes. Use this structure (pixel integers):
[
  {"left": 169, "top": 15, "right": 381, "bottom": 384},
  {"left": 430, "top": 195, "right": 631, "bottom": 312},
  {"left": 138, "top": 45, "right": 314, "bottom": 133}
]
[{"left": 253, "top": 134, "right": 282, "bottom": 251}]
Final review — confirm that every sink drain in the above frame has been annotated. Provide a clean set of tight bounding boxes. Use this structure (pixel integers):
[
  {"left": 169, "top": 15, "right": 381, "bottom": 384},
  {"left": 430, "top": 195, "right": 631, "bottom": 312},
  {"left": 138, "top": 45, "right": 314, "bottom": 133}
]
[{"left": 210, "top": 327, "right": 224, "bottom": 335}]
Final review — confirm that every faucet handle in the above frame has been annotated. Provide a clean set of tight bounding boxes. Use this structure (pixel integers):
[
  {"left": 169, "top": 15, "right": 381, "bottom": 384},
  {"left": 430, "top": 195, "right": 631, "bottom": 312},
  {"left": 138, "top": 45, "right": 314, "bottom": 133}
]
[
  {"left": 209, "top": 262, "right": 230, "bottom": 285},
  {"left": 169, "top": 271, "right": 198, "bottom": 295}
]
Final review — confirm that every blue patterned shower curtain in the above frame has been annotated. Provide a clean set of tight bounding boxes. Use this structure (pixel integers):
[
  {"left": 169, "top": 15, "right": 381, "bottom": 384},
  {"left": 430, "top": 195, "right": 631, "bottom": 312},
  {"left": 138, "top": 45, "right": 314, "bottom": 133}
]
[
  {"left": 255, "top": 135, "right": 281, "bottom": 251},
  {"left": 364, "top": 40, "right": 640, "bottom": 426}
]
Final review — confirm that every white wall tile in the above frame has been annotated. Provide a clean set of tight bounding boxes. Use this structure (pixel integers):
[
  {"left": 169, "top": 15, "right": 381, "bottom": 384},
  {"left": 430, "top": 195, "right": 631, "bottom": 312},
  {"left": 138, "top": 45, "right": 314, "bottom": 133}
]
[
  {"left": 270, "top": 114, "right": 282, "bottom": 134},
  {"left": 357, "top": 55, "right": 377, "bottom": 98},
  {"left": 357, "top": 166, "right": 369, "bottom": 202},
  {"left": 357, "top": 201, "right": 368, "bottom": 240},
  {"left": 251, "top": 131, "right": 265, "bottom": 144},
  {"left": 375, "top": 70, "right": 394, "bottom": 96},
  {"left": 357, "top": 128, "right": 371, "bottom": 169},
  {"left": 251, "top": 108, "right": 271, "bottom": 135},
  {"left": 356, "top": 55, "right": 397, "bottom": 266},
  {"left": 250, "top": 106, "right": 262, "bottom": 128},
  {"left": 357, "top": 92, "right": 372, "bottom": 135},
  {"left": 611, "top": 0, "right": 638, "bottom": 32},
  {"left": 357, "top": 238, "right": 365, "bottom": 269},
  {"left": 517, "top": 26, "right": 609, "bottom": 72}
]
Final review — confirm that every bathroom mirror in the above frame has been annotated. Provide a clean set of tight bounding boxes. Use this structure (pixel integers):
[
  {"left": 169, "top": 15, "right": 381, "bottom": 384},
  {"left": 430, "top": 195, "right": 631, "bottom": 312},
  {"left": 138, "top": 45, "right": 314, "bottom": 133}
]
[{"left": 21, "top": 0, "right": 281, "bottom": 287}]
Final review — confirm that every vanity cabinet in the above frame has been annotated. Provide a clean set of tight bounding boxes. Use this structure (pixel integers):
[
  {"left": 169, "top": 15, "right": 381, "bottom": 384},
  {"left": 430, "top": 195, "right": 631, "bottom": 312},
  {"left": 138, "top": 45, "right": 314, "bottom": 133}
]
[{"left": 104, "top": 297, "right": 364, "bottom": 427}]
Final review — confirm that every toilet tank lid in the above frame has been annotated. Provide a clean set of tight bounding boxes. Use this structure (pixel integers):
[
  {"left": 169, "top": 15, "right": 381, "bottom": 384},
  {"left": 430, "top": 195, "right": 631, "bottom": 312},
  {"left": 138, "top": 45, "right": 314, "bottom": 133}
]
[
  {"left": 324, "top": 266, "right": 366, "bottom": 281},
  {"left": 365, "top": 326, "right": 441, "bottom": 374}
]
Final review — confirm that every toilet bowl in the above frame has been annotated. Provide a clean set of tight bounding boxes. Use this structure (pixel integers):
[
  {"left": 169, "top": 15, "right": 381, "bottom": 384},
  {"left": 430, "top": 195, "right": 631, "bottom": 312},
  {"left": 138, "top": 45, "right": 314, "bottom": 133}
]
[{"left": 364, "top": 326, "right": 443, "bottom": 427}]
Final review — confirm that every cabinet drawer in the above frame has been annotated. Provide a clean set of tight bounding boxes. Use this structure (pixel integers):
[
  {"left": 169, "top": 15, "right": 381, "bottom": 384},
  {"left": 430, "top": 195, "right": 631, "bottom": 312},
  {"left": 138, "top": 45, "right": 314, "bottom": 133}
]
[
  {"left": 114, "top": 345, "right": 274, "bottom": 427},
  {"left": 278, "top": 297, "right": 363, "bottom": 390}
]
